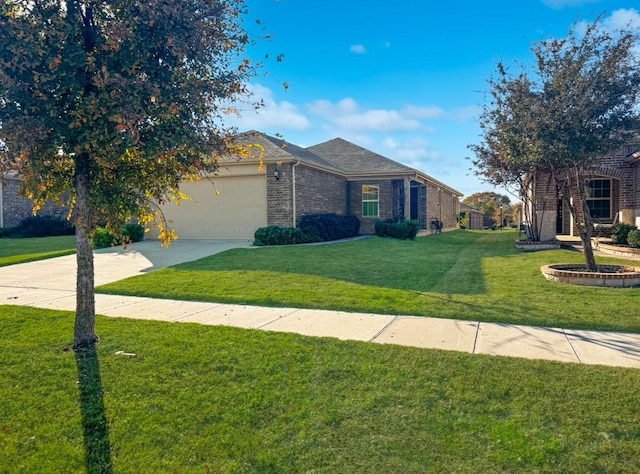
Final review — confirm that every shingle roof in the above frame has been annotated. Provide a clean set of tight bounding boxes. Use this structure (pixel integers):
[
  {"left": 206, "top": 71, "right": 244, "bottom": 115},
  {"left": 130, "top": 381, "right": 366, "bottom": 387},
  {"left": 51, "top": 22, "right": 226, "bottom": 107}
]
[
  {"left": 307, "top": 138, "right": 414, "bottom": 174},
  {"left": 230, "top": 131, "right": 340, "bottom": 171},
  {"left": 231, "top": 131, "right": 462, "bottom": 196}
]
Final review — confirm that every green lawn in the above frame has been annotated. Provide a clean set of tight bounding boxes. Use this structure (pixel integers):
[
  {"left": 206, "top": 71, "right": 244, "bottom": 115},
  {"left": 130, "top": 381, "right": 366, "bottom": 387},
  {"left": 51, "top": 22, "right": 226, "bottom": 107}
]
[
  {"left": 0, "top": 235, "right": 76, "bottom": 267},
  {"left": 2, "top": 305, "right": 640, "bottom": 473},
  {"left": 98, "top": 230, "right": 640, "bottom": 333}
]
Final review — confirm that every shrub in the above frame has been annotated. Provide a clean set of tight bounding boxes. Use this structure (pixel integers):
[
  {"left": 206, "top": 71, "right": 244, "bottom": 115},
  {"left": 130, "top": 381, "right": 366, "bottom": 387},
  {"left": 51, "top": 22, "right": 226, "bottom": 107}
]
[
  {"left": 374, "top": 220, "right": 392, "bottom": 238},
  {"left": 611, "top": 223, "right": 637, "bottom": 244},
  {"left": 11, "top": 216, "right": 75, "bottom": 238},
  {"left": 92, "top": 223, "right": 145, "bottom": 249},
  {"left": 297, "top": 213, "right": 360, "bottom": 241},
  {"left": 375, "top": 219, "right": 419, "bottom": 240},
  {"left": 627, "top": 229, "right": 640, "bottom": 248},
  {"left": 122, "top": 223, "right": 145, "bottom": 243},
  {"left": 92, "top": 227, "right": 117, "bottom": 249},
  {"left": 0, "top": 227, "right": 12, "bottom": 238},
  {"left": 253, "top": 226, "right": 319, "bottom": 246}
]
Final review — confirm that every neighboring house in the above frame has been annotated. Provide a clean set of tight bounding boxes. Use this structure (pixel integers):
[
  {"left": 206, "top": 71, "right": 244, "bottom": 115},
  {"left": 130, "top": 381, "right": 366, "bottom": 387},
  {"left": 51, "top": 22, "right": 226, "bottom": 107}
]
[
  {"left": 459, "top": 203, "right": 484, "bottom": 230},
  {"left": 151, "top": 131, "right": 462, "bottom": 239},
  {"left": 526, "top": 141, "right": 640, "bottom": 240},
  {"left": 1, "top": 172, "right": 68, "bottom": 228}
]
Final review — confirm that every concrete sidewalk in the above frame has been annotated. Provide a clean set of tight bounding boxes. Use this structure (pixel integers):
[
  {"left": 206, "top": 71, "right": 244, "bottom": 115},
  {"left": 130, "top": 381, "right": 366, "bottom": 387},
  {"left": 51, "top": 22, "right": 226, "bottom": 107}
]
[{"left": 2, "top": 239, "right": 640, "bottom": 369}]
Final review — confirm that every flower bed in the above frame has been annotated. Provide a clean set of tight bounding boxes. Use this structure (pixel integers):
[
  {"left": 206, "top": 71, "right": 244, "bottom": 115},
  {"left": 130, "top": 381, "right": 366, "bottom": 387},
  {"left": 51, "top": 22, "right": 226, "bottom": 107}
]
[{"left": 540, "top": 264, "right": 640, "bottom": 288}]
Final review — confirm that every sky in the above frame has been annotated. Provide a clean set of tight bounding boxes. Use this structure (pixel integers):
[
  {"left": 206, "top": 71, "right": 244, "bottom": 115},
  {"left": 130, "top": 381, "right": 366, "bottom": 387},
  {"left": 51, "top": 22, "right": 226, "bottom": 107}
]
[{"left": 226, "top": 0, "right": 640, "bottom": 199}]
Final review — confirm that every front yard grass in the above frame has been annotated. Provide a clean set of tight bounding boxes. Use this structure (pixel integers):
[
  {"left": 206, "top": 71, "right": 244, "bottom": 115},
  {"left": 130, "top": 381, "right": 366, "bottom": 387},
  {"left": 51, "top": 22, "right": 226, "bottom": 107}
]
[
  {"left": 98, "top": 230, "right": 640, "bottom": 333},
  {"left": 2, "top": 305, "right": 640, "bottom": 472},
  {"left": 0, "top": 235, "right": 76, "bottom": 267}
]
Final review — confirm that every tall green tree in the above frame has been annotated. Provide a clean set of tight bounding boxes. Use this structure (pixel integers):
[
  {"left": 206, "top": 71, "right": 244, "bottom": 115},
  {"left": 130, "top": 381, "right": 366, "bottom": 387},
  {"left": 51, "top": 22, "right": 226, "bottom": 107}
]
[
  {"left": 471, "top": 19, "right": 640, "bottom": 270},
  {"left": 462, "top": 192, "right": 510, "bottom": 228},
  {"left": 0, "top": 0, "right": 263, "bottom": 346}
]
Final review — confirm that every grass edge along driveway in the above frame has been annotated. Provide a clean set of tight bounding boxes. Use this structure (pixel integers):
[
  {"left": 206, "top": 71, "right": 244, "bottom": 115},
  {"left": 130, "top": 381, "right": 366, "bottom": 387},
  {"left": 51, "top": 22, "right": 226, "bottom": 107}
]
[
  {"left": 0, "top": 235, "right": 75, "bottom": 267},
  {"left": 97, "top": 230, "right": 640, "bottom": 333}
]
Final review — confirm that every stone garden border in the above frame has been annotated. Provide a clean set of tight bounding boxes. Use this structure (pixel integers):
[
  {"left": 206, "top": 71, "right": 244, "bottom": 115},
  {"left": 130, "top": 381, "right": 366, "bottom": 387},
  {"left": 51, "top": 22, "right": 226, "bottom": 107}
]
[{"left": 541, "top": 264, "right": 640, "bottom": 288}]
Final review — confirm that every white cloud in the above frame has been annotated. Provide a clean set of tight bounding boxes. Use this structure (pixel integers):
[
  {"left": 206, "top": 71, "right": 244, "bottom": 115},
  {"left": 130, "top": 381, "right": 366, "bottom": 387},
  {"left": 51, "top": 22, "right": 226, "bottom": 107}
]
[
  {"left": 308, "top": 98, "right": 425, "bottom": 132},
  {"left": 383, "top": 137, "right": 442, "bottom": 166},
  {"left": 349, "top": 44, "right": 367, "bottom": 54},
  {"left": 224, "top": 83, "right": 312, "bottom": 132},
  {"left": 403, "top": 105, "right": 446, "bottom": 120},
  {"left": 448, "top": 105, "right": 482, "bottom": 122},
  {"left": 541, "top": 0, "right": 601, "bottom": 9},
  {"left": 601, "top": 8, "right": 640, "bottom": 32}
]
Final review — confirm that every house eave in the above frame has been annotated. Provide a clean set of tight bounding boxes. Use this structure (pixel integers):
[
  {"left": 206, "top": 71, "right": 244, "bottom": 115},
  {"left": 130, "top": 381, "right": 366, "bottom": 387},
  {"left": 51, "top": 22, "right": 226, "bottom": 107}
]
[{"left": 624, "top": 149, "right": 640, "bottom": 164}]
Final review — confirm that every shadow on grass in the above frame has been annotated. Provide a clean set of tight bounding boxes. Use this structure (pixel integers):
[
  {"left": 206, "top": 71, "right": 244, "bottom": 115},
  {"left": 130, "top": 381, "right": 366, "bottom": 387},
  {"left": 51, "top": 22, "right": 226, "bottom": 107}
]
[
  {"left": 163, "top": 232, "right": 516, "bottom": 296},
  {"left": 75, "top": 344, "right": 113, "bottom": 474}
]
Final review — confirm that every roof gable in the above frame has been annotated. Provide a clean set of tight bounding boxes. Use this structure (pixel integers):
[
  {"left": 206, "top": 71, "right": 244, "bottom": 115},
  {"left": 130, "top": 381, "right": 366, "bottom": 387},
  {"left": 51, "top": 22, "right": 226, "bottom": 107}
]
[
  {"left": 307, "top": 138, "right": 413, "bottom": 174},
  {"left": 230, "top": 131, "right": 340, "bottom": 171}
]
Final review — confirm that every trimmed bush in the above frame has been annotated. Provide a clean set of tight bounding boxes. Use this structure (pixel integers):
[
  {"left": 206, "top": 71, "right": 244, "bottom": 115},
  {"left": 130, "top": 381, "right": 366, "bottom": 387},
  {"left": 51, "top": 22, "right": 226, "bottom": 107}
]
[
  {"left": 627, "top": 229, "right": 640, "bottom": 248},
  {"left": 297, "top": 213, "right": 360, "bottom": 241},
  {"left": 375, "top": 219, "right": 419, "bottom": 240},
  {"left": 11, "top": 216, "right": 75, "bottom": 238},
  {"left": 92, "top": 223, "right": 145, "bottom": 249},
  {"left": 92, "top": 227, "right": 117, "bottom": 249},
  {"left": 253, "top": 226, "right": 319, "bottom": 246},
  {"left": 611, "top": 223, "right": 638, "bottom": 244},
  {"left": 122, "top": 223, "right": 145, "bottom": 243}
]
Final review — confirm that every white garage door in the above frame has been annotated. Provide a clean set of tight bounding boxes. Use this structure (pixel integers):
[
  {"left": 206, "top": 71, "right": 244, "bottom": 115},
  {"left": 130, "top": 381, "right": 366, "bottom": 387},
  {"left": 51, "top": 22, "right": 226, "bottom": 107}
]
[{"left": 153, "top": 174, "right": 267, "bottom": 240}]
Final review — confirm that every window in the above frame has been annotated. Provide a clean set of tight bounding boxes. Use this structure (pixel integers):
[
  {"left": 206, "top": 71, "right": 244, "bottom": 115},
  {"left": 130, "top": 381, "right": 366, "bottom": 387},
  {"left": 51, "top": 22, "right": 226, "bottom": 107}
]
[
  {"left": 362, "top": 185, "right": 379, "bottom": 217},
  {"left": 585, "top": 179, "right": 611, "bottom": 219}
]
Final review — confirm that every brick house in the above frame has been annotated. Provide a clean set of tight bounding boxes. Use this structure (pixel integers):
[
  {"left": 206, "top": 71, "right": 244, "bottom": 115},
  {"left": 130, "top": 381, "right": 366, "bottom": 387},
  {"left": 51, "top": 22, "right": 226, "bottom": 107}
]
[
  {"left": 2, "top": 131, "right": 462, "bottom": 239},
  {"left": 526, "top": 140, "right": 640, "bottom": 240},
  {"left": 149, "top": 131, "right": 462, "bottom": 239},
  {"left": 1, "top": 172, "right": 68, "bottom": 228}
]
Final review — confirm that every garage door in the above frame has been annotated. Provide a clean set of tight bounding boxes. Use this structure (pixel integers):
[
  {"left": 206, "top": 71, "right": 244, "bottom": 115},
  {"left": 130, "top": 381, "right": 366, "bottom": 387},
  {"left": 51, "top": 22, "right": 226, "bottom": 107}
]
[{"left": 152, "top": 174, "right": 267, "bottom": 240}]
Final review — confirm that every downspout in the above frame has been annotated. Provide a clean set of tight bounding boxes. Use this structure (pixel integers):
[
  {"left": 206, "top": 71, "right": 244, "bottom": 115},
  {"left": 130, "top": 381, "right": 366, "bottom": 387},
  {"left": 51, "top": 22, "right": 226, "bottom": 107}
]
[{"left": 291, "top": 160, "right": 300, "bottom": 227}]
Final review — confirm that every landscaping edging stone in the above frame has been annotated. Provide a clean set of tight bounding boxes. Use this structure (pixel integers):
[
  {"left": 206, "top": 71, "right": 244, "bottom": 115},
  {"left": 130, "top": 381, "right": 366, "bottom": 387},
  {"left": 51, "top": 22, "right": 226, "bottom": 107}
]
[
  {"left": 541, "top": 264, "right": 640, "bottom": 288},
  {"left": 515, "top": 240, "right": 561, "bottom": 251},
  {"left": 596, "top": 242, "right": 640, "bottom": 259}
]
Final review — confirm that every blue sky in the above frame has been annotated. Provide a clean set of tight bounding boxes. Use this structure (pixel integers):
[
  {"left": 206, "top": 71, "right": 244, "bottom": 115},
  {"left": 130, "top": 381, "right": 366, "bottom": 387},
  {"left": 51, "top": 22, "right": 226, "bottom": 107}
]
[{"left": 227, "top": 0, "right": 640, "bottom": 199}]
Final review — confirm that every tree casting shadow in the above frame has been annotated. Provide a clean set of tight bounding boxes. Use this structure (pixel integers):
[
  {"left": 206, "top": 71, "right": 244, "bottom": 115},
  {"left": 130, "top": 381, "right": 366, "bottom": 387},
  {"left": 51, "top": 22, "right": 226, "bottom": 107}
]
[{"left": 75, "top": 344, "right": 113, "bottom": 473}]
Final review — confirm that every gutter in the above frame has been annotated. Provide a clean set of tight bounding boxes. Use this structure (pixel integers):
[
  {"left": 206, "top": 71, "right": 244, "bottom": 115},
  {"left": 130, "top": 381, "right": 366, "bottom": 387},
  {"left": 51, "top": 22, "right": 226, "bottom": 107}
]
[{"left": 291, "top": 160, "right": 300, "bottom": 227}]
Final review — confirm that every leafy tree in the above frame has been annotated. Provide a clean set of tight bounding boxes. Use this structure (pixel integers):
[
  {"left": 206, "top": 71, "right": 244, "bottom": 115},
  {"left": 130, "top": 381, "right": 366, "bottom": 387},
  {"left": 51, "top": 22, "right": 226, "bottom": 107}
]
[
  {"left": 471, "top": 19, "right": 640, "bottom": 270},
  {"left": 462, "top": 192, "right": 510, "bottom": 228},
  {"left": 0, "top": 0, "right": 264, "bottom": 346}
]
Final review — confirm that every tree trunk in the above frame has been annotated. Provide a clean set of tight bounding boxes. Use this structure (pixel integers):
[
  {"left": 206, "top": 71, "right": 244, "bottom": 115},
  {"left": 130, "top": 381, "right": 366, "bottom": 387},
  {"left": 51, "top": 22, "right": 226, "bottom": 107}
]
[
  {"left": 74, "top": 152, "right": 97, "bottom": 348},
  {"left": 561, "top": 168, "right": 598, "bottom": 272},
  {"left": 578, "top": 197, "right": 598, "bottom": 272}
]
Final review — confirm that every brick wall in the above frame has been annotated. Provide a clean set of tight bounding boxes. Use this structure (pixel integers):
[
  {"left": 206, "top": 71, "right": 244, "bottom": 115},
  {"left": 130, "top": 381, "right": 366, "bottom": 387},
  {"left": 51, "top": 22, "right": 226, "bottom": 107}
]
[
  {"left": 425, "top": 184, "right": 458, "bottom": 231},
  {"left": 532, "top": 143, "right": 640, "bottom": 238},
  {"left": 348, "top": 179, "right": 396, "bottom": 234},
  {"left": 2, "top": 177, "right": 68, "bottom": 228},
  {"left": 266, "top": 163, "right": 348, "bottom": 228},
  {"left": 293, "top": 165, "right": 347, "bottom": 222},
  {"left": 266, "top": 162, "right": 294, "bottom": 227}
]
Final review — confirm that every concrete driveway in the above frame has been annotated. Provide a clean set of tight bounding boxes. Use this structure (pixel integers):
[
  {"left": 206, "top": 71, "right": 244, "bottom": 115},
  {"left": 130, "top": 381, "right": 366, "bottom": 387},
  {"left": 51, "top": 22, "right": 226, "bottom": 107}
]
[{"left": 0, "top": 239, "right": 251, "bottom": 291}]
